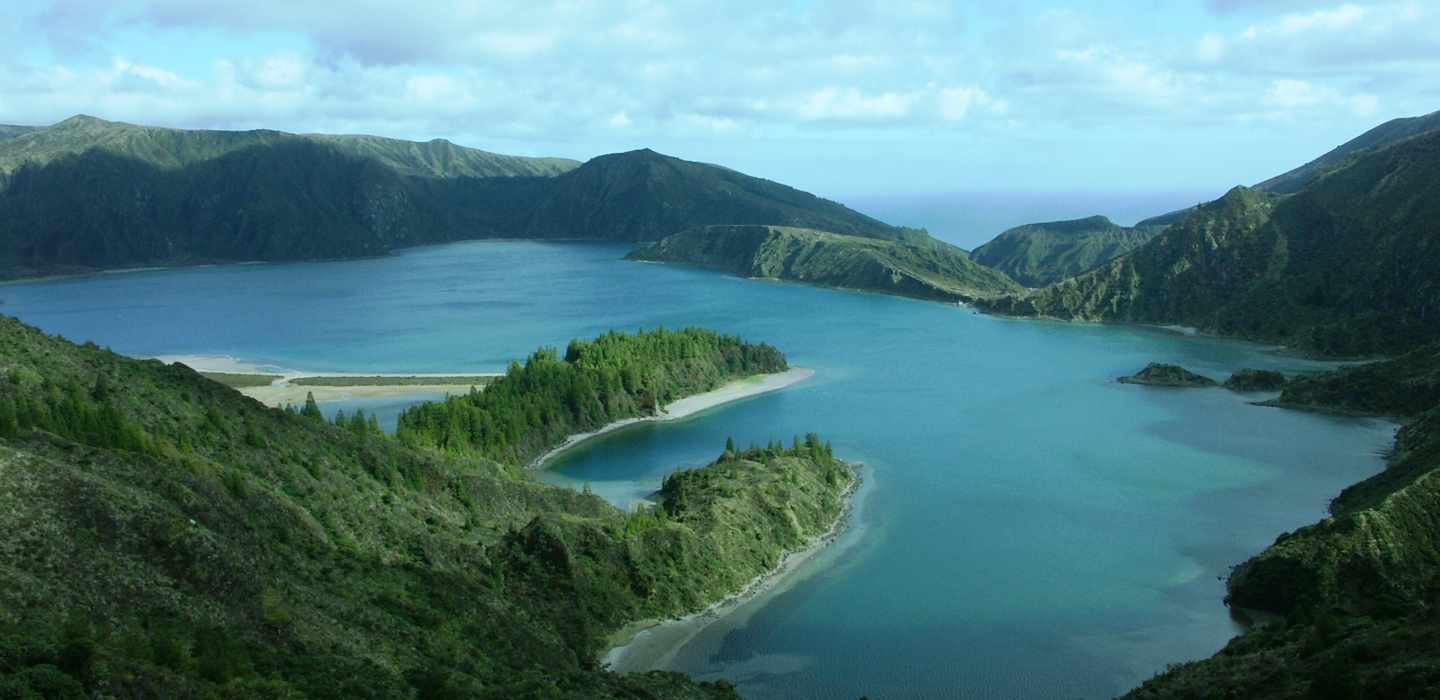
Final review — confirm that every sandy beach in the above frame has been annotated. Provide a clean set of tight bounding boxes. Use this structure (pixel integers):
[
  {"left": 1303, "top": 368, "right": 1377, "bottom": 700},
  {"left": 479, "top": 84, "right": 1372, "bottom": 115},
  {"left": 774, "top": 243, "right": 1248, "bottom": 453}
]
[
  {"left": 153, "top": 354, "right": 500, "bottom": 407},
  {"left": 527, "top": 367, "right": 815, "bottom": 469},
  {"left": 603, "top": 468, "right": 863, "bottom": 673}
]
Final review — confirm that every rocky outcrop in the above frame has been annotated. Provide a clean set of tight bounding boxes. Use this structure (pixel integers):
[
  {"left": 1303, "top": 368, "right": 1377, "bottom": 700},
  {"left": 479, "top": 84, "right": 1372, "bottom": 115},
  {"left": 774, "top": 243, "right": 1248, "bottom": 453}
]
[{"left": 1117, "top": 363, "right": 1218, "bottom": 387}]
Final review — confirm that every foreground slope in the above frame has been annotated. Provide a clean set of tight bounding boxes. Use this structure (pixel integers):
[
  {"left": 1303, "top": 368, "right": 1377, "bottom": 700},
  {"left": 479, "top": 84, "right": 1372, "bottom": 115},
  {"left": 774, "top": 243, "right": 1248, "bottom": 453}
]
[
  {"left": 968, "top": 215, "right": 1162, "bottom": 287},
  {"left": 0, "top": 316, "right": 853, "bottom": 698},
  {"left": 627, "top": 224, "right": 1022, "bottom": 302},
  {"left": 978, "top": 129, "right": 1440, "bottom": 356}
]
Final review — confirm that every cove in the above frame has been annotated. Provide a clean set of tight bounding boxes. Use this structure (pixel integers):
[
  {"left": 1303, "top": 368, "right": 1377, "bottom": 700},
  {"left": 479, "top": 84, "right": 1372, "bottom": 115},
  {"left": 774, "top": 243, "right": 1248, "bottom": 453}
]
[{"left": 0, "top": 240, "right": 1395, "bottom": 698}]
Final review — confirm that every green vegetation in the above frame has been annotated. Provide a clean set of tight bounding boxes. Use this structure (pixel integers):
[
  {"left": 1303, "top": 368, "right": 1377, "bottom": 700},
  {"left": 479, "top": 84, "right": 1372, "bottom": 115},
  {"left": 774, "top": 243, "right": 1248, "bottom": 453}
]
[
  {"left": 0, "top": 118, "right": 912, "bottom": 279},
  {"left": 0, "top": 115, "right": 577, "bottom": 179},
  {"left": 1117, "top": 363, "right": 1217, "bottom": 387},
  {"left": 978, "top": 127, "right": 1440, "bottom": 357},
  {"left": 1223, "top": 368, "right": 1288, "bottom": 393},
  {"left": 396, "top": 328, "right": 787, "bottom": 465},
  {"left": 200, "top": 371, "right": 280, "bottom": 388},
  {"left": 627, "top": 224, "right": 1022, "bottom": 303},
  {"left": 1135, "top": 108, "right": 1440, "bottom": 228},
  {"left": 968, "top": 215, "right": 1162, "bottom": 287},
  {"left": 1127, "top": 350, "right": 1440, "bottom": 698},
  {"left": 1265, "top": 344, "right": 1440, "bottom": 417},
  {"left": 0, "top": 314, "right": 854, "bottom": 698},
  {"left": 289, "top": 375, "right": 496, "bottom": 387}
]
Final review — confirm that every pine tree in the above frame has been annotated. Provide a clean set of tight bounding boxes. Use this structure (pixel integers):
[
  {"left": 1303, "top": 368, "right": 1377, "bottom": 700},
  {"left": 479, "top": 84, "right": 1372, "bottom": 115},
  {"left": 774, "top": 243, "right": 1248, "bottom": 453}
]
[
  {"left": 0, "top": 398, "right": 17, "bottom": 439},
  {"left": 91, "top": 372, "right": 112, "bottom": 402},
  {"left": 301, "top": 392, "right": 324, "bottom": 423}
]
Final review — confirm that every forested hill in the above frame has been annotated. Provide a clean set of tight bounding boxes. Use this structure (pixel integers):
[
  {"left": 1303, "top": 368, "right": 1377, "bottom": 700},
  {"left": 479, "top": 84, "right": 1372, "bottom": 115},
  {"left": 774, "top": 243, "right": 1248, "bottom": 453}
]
[
  {"left": 520, "top": 149, "right": 913, "bottom": 242},
  {"left": 0, "top": 116, "right": 909, "bottom": 279},
  {"left": 0, "top": 115, "right": 578, "bottom": 178},
  {"left": 977, "top": 127, "right": 1440, "bottom": 357},
  {"left": 0, "top": 314, "right": 853, "bottom": 697},
  {"left": 397, "top": 327, "right": 789, "bottom": 465},
  {"left": 627, "top": 224, "right": 1022, "bottom": 303},
  {"left": 968, "top": 215, "right": 1162, "bottom": 287}
]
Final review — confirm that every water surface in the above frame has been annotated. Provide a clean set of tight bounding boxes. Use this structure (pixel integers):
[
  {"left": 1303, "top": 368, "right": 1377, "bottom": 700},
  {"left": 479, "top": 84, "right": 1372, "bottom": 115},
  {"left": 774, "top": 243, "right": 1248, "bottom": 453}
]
[{"left": 1, "top": 241, "right": 1393, "bottom": 698}]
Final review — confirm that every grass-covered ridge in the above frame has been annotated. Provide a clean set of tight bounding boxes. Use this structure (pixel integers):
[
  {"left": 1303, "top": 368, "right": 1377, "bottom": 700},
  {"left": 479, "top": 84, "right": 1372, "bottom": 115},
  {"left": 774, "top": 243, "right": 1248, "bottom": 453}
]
[
  {"left": 627, "top": 224, "right": 1022, "bottom": 303},
  {"left": 968, "top": 215, "right": 1162, "bottom": 287},
  {"left": 0, "top": 314, "right": 855, "bottom": 698},
  {"left": 979, "top": 126, "right": 1440, "bottom": 357},
  {"left": 396, "top": 327, "right": 787, "bottom": 465},
  {"left": 0, "top": 117, "right": 912, "bottom": 280}
]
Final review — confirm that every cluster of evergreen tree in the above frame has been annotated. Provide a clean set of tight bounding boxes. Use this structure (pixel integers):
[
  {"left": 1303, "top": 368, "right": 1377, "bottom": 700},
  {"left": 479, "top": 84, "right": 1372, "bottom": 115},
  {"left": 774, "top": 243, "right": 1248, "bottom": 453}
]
[
  {"left": 395, "top": 328, "right": 787, "bottom": 465},
  {"left": 281, "top": 391, "right": 385, "bottom": 439},
  {"left": 0, "top": 368, "right": 155, "bottom": 454}
]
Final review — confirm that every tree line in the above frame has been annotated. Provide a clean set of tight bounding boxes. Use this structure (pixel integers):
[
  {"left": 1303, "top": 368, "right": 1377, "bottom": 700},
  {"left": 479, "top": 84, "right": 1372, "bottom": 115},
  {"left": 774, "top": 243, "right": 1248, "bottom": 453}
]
[{"left": 395, "top": 327, "right": 787, "bottom": 465}]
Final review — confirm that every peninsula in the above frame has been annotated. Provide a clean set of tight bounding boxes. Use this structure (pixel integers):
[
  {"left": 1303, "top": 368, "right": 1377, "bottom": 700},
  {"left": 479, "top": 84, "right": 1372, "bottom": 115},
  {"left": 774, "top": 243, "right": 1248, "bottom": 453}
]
[{"left": 0, "top": 314, "right": 853, "bottom": 698}]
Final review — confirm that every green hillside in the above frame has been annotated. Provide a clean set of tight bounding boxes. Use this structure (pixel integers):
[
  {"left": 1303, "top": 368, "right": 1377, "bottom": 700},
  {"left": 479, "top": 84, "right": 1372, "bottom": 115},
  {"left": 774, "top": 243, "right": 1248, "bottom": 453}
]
[
  {"left": 521, "top": 149, "right": 916, "bottom": 242},
  {"left": 978, "top": 128, "right": 1440, "bottom": 356},
  {"left": 0, "top": 117, "right": 913, "bottom": 279},
  {"left": 0, "top": 115, "right": 577, "bottom": 179},
  {"left": 1136, "top": 109, "right": 1440, "bottom": 228},
  {"left": 628, "top": 224, "right": 1022, "bottom": 303},
  {"left": 968, "top": 215, "right": 1162, "bottom": 287},
  {"left": 0, "top": 315, "right": 854, "bottom": 698}
]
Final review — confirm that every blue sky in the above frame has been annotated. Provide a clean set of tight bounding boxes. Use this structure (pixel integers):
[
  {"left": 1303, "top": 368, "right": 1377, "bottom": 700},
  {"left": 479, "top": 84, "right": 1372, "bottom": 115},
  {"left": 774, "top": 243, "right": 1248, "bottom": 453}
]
[{"left": 1, "top": 1, "right": 1436, "bottom": 198}]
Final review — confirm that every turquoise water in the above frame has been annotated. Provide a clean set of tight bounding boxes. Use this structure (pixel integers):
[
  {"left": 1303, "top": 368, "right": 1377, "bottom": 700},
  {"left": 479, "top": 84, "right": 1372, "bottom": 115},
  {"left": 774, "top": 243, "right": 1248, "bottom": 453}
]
[{"left": 1, "top": 241, "right": 1394, "bottom": 698}]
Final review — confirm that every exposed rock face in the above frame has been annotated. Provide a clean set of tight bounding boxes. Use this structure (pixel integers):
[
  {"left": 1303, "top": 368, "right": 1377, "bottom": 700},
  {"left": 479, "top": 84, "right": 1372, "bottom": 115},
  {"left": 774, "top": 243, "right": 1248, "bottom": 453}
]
[
  {"left": 1224, "top": 368, "right": 1287, "bottom": 392},
  {"left": 1117, "top": 363, "right": 1218, "bottom": 387}
]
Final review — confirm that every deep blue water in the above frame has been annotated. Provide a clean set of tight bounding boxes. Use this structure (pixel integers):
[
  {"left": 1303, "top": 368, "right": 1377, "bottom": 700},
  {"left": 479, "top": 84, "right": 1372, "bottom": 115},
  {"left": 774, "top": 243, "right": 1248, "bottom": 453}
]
[{"left": 0, "top": 241, "right": 1393, "bottom": 699}]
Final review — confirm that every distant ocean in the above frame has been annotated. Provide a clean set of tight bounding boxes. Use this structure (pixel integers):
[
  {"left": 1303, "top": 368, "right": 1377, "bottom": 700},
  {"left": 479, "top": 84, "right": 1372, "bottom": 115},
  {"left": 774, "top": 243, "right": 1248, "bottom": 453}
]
[{"left": 840, "top": 191, "right": 1221, "bottom": 250}]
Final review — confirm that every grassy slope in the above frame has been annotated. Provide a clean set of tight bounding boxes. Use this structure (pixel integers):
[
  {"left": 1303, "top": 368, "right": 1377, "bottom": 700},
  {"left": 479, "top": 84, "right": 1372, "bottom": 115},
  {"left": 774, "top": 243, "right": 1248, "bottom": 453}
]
[
  {"left": 1136, "top": 109, "right": 1440, "bottom": 228},
  {"left": 1127, "top": 352, "right": 1440, "bottom": 698},
  {"left": 523, "top": 150, "right": 917, "bottom": 243},
  {"left": 978, "top": 129, "right": 1440, "bottom": 357},
  {"left": 0, "top": 115, "right": 577, "bottom": 178},
  {"left": 628, "top": 224, "right": 1022, "bottom": 302},
  {"left": 968, "top": 215, "right": 1162, "bottom": 287},
  {"left": 0, "top": 120, "right": 914, "bottom": 277},
  {"left": 0, "top": 315, "right": 853, "bottom": 698}
]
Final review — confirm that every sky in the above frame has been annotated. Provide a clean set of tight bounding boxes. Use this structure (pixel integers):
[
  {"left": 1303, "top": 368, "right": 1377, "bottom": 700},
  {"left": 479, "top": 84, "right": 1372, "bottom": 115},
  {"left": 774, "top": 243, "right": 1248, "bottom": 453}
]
[{"left": 1, "top": 1, "right": 1437, "bottom": 199}]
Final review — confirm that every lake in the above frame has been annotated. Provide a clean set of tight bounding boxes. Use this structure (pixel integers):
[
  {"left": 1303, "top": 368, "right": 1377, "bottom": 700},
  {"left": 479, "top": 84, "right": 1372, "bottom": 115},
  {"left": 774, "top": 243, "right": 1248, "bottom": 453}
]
[{"left": 0, "top": 240, "right": 1394, "bottom": 698}]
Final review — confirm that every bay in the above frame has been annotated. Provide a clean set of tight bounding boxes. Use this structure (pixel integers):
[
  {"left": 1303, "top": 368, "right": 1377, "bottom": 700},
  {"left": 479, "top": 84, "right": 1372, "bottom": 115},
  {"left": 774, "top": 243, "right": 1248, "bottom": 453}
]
[{"left": 0, "top": 240, "right": 1393, "bottom": 698}]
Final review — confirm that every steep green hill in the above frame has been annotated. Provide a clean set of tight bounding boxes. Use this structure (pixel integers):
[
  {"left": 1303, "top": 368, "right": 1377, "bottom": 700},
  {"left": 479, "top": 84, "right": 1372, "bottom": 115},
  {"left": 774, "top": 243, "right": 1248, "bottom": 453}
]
[
  {"left": 627, "top": 224, "right": 1023, "bottom": 302},
  {"left": 0, "top": 115, "right": 577, "bottom": 179},
  {"left": 0, "top": 125, "right": 35, "bottom": 141},
  {"left": 521, "top": 149, "right": 915, "bottom": 242},
  {"left": 968, "top": 215, "right": 1162, "bottom": 287},
  {"left": 978, "top": 129, "right": 1440, "bottom": 356},
  {"left": 0, "top": 315, "right": 854, "bottom": 698},
  {"left": 1136, "top": 109, "right": 1440, "bottom": 228},
  {"left": 0, "top": 117, "right": 913, "bottom": 279}
]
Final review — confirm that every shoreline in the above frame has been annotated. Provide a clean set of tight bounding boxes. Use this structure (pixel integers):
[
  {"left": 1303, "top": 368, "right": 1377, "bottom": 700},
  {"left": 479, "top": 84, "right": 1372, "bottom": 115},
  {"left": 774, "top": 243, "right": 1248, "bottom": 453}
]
[
  {"left": 527, "top": 367, "right": 815, "bottom": 469},
  {"left": 602, "top": 466, "right": 863, "bottom": 673},
  {"left": 151, "top": 354, "right": 501, "bottom": 407}
]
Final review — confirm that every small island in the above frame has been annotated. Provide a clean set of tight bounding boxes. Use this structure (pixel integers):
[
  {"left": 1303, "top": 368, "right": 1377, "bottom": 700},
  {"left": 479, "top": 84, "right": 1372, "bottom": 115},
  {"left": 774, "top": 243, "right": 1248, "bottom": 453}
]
[
  {"left": 1117, "top": 363, "right": 1218, "bottom": 387},
  {"left": 1223, "top": 368, "right": 1287, "bottom": 393}
]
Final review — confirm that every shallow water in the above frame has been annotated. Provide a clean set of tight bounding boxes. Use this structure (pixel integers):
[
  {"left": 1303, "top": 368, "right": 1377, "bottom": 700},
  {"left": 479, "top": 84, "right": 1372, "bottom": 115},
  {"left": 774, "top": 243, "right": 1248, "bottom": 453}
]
[{"left": 1, "top": 240, "right": 1394, "bottom": 698}]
